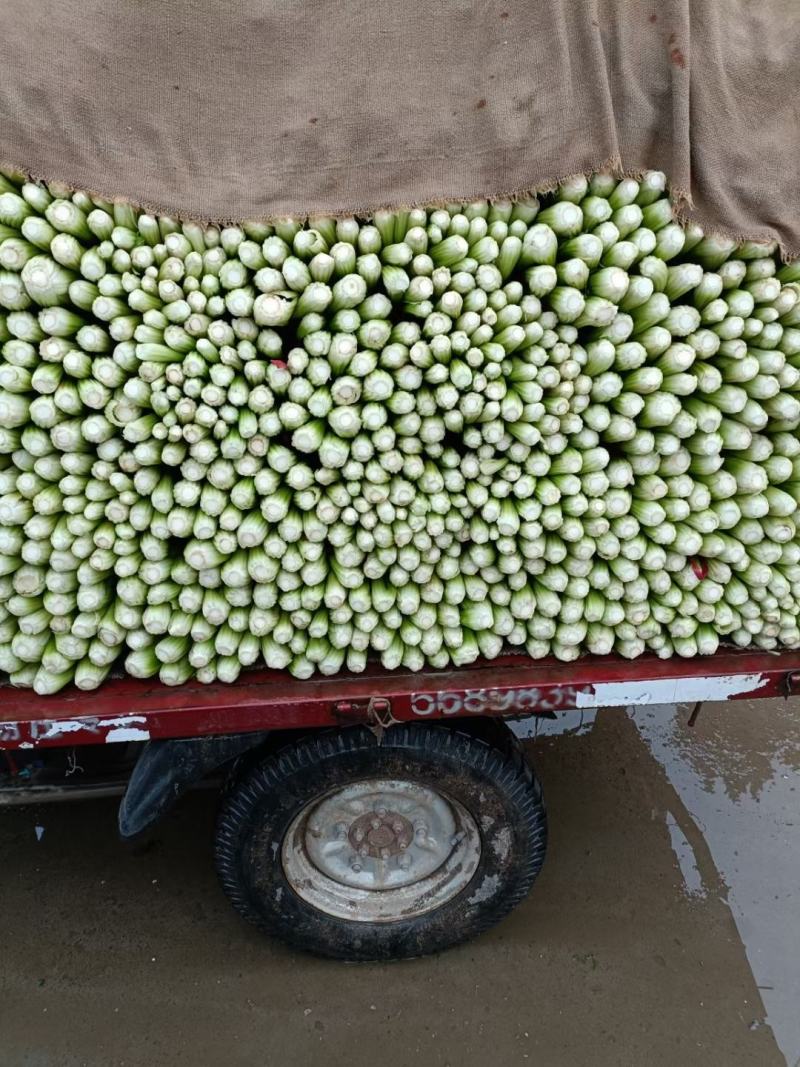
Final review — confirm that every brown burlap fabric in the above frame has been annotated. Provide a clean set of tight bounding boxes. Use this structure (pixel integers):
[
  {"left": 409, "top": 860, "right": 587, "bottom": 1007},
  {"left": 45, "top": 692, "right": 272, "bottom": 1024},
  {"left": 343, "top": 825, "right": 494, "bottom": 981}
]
[{"left": 1, "top": 1, "right": 798, "bottom": 253}]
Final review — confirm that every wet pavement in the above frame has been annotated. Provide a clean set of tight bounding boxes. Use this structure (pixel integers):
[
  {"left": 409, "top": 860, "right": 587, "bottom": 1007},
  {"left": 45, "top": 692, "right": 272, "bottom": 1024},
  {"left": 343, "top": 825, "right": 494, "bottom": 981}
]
[
  {"left": 0, "top": 699, "right": 798, "bottom": 1066},
  {"left": 632, "top": 700, "right": 800, "bottom": 1065}
]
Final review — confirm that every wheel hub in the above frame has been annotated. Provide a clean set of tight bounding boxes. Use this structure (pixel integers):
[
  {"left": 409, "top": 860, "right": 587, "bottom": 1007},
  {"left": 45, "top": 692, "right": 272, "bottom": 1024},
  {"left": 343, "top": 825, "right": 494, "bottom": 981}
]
[
  {"left": 281, "top": 778, "right": 481, "bottom": 922},
  {"left": 347, "top": 809, "right": 413, "bottom": 858}
]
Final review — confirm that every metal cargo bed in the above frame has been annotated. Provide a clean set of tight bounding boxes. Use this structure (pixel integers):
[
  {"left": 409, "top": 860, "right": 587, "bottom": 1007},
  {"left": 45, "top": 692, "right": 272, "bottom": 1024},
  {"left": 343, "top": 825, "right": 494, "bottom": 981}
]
[{"left": 1, "top": 648, "right": 797, "bottom": 751}]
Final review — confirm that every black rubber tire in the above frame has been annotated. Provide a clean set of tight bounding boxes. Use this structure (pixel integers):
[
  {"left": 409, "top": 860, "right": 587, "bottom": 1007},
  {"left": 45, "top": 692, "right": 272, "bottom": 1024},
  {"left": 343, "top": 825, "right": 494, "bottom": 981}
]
[{"left": 215, "top": 723, "right": 547, "bottom": 961}]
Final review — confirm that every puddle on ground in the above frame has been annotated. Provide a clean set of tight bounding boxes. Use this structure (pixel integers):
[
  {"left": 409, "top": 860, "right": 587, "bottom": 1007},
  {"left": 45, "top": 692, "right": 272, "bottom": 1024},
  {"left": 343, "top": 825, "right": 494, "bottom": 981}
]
[
  {"left": 645, "top": 699, "right": 800, "bottom": 803},
  {"left": 665, "top": 811, "right": 706, "bottom": 899},
  {"left": 631, "top": 700, "right": 800, "bottom": 1067},
  {"left": 511, "top": 708, "right": 597, "bottom": 739}
]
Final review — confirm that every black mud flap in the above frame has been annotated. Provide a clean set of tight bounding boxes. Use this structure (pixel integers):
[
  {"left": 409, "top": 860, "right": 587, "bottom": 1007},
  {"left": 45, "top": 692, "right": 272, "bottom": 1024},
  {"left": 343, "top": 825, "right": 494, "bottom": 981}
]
[{"left": 118, "top": 733, "right": 268, "bottom": 838}]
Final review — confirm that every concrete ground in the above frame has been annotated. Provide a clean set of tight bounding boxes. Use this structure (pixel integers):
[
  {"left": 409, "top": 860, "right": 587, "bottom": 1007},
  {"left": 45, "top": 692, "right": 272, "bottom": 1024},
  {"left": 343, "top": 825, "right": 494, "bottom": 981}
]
[{"left": 1, "top": 698, "right": 798, "bottom": 1067}]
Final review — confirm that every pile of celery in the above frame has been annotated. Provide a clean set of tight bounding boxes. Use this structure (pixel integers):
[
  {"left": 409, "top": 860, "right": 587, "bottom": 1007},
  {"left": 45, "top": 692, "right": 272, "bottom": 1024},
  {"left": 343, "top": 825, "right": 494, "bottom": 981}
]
[{"left": 1, "top": 167, "right": 799, "bottom": 694}]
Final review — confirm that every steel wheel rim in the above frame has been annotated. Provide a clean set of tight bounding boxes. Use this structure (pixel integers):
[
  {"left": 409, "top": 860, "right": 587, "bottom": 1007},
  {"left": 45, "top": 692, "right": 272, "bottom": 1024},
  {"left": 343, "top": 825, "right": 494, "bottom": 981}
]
[{"left": 281, "top": 778, "right": 481, "bottom": 923}]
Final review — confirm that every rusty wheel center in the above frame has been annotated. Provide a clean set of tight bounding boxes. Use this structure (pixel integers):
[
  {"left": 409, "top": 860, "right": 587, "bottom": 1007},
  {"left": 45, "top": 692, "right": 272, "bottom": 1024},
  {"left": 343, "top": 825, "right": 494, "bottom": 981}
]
[
  {"left": 282, "top": 779, "right": 482, "bottom": 920},
  {"left": 348, "top": 810, "right": 413, "bottom": 858}
]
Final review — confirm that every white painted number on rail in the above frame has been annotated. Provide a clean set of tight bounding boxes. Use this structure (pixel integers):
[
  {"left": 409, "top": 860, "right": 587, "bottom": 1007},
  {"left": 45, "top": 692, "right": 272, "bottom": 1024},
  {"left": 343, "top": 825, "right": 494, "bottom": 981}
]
[{"left": 411, "top": 685, "right": 578, "bottom": 717}]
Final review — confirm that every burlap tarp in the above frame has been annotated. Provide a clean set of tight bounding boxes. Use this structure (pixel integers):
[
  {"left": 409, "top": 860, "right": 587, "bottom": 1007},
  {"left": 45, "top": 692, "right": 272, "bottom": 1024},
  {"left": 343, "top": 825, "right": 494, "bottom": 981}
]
[{"left": 1, "top": 1, "right": 798, "bottom": 253}]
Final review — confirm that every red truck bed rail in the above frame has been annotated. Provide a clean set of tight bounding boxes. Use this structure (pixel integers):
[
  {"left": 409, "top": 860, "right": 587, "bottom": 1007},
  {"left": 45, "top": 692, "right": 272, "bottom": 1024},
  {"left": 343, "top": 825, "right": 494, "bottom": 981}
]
[{"left": 1, "top": 648, "right": 799, "bottom": 751}]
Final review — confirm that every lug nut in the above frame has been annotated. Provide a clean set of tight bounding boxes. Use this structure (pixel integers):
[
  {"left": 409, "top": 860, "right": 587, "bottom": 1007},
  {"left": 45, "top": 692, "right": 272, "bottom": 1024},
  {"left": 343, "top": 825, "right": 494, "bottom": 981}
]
[
  {"left": 371, "top": 817, "right": 382, "bottom": 830},
  {"left": 392, "top": 821, "right": 404, "bottom": 833},
  {"left": 380, "top": 847, "right": 390, "bottom": 859},
  {"left": 359, "top": 846, "right": 368, "bottom": 857},
  {"left": 375, "top": 805, "right": 388, "bottom": 817},
  {"left": 354, "top": 828, "right": 365, "bottom": 843},
  {"left": 351, "top": 858, "right": 362, "bottom": 873}
]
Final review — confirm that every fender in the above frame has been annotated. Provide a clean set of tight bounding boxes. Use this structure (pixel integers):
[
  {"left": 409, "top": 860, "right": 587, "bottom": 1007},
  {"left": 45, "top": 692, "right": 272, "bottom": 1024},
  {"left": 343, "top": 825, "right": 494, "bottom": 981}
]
[{"left": 118, "top": 732, "right": 268, "bottom": 838}]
